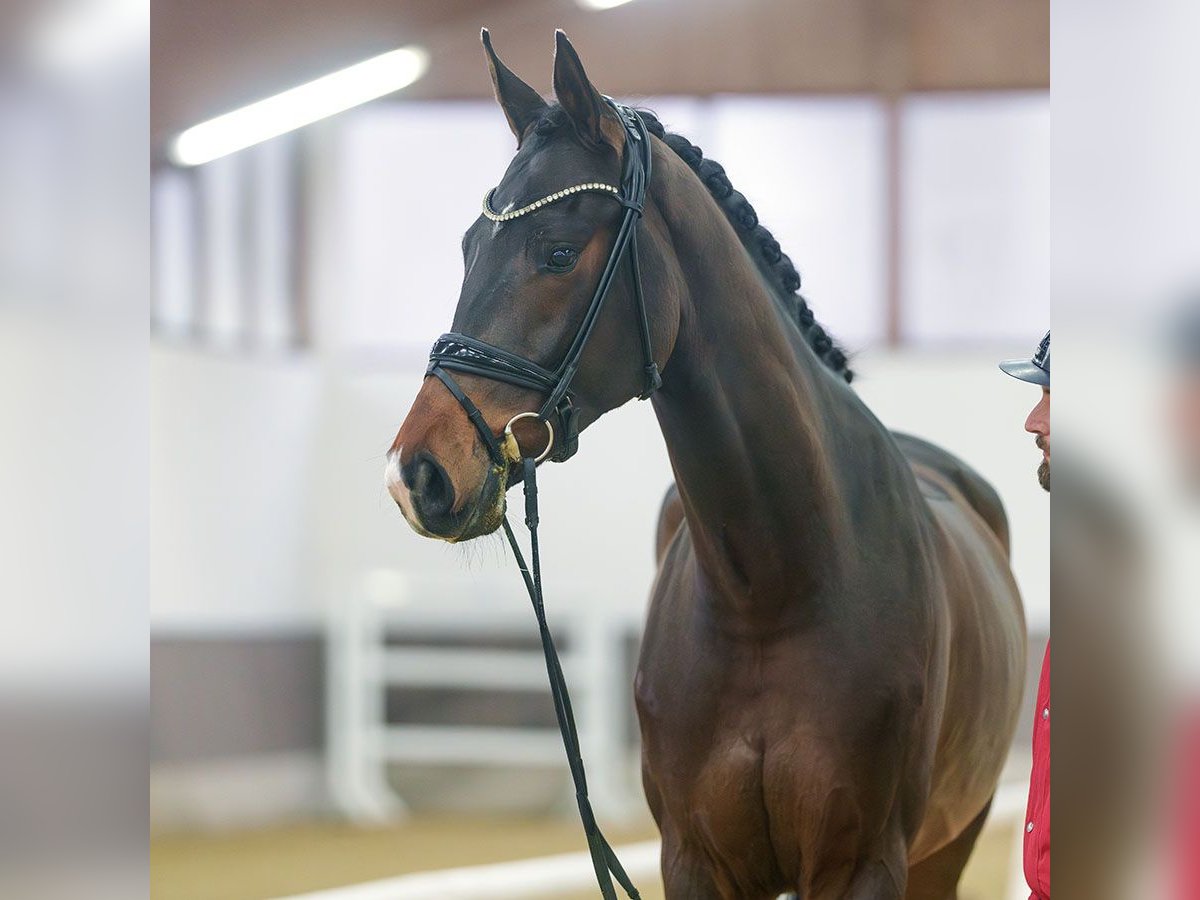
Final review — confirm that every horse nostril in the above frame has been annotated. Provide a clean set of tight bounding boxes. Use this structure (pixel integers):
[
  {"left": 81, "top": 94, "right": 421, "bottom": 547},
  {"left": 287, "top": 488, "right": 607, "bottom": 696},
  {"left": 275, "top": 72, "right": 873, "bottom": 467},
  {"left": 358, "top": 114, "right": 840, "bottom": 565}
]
[{"left": 402, "top": 452, "right": 455, "bottom": 522}]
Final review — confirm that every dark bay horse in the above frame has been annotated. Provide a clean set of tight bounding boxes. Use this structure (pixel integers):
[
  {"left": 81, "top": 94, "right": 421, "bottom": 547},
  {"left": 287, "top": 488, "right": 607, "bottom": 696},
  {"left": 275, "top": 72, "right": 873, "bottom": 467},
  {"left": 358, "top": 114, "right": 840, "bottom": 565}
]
[{"left": 387, "top": 31, "right": 1026, "bottom": 899}]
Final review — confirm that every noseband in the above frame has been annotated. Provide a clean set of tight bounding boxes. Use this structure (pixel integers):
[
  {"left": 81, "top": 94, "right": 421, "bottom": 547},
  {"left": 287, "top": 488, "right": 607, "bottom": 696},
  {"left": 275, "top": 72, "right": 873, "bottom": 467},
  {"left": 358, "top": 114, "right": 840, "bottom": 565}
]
[{"left": 425, "top": 99, "right": 660, "bottom": 466}]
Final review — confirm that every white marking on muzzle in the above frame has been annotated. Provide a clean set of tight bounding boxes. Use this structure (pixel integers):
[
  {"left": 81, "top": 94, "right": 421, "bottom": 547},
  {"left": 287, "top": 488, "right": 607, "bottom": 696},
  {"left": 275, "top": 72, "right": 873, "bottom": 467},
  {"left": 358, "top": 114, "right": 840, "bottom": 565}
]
[{"left": 385, "top": 448, "right": 434, "bottom": 538}]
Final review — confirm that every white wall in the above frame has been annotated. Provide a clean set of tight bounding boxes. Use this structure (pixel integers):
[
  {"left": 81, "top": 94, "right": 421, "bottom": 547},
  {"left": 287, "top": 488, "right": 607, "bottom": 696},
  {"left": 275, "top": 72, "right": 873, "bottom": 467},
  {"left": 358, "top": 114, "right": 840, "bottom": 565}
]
[
  {"left": 149, "top": 346, "right": 1049, "bottom": 634},
  {"left": 902, "top": 94, "right": 1050, "bottom": 344},
  {"left": 150, "top": 348, "right": 322, "bottom": 632}
]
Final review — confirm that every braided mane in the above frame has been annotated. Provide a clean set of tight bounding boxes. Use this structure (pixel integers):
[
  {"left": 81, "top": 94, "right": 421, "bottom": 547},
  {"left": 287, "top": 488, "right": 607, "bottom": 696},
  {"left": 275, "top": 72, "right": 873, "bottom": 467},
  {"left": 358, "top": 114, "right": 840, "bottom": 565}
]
[
  {"left": 634, "top": 110, "right": 853, "bottom": 383},
  {"left": 529, "top": 106, "right": 853, "bottom": 382}
]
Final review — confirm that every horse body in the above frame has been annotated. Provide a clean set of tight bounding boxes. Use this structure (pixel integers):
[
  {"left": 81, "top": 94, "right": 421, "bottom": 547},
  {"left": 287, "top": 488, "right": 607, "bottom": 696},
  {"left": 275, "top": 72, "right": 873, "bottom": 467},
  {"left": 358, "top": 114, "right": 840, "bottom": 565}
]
[
  {"left": 633, "top": 139, "right": 1025, "bottom": 898},
  {"left": 387, "top": 31, "right": 1026, "bottom": 900},
  {"left": 642, "top": 447, "right": 1025, "bottom": 897}
]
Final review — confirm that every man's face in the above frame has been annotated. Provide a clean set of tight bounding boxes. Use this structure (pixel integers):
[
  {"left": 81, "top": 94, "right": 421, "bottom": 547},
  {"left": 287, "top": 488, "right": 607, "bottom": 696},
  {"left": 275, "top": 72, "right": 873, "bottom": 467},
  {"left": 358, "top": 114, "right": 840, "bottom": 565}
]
[{"left": 1025, "top": 387, "right": 1050, "bottom": 491}]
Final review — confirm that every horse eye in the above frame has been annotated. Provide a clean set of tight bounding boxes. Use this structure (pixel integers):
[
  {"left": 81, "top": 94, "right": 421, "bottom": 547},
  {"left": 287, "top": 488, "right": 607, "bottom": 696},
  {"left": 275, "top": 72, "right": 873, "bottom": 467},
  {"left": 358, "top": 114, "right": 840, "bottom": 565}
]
[{"left": 547, "top": 246, "right": 579, "bottom": 271}]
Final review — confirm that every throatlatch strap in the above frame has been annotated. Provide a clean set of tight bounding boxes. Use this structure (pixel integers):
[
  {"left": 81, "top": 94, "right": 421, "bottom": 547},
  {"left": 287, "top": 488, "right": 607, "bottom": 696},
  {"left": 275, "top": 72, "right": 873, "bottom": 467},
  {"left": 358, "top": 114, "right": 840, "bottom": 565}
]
[
  {"left": 501, "top": 458, "right": 641, "bottom": 900},
  {"left": 627, "top": 229, "right": 661, "bottom": 398}
]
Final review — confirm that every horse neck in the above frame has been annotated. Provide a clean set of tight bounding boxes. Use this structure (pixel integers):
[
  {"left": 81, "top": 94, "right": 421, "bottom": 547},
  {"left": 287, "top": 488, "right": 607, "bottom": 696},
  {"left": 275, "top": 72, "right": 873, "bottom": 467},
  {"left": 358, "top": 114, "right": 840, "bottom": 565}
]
[{"left": 649, "top": 170, "right": 897, "bottom": 623}]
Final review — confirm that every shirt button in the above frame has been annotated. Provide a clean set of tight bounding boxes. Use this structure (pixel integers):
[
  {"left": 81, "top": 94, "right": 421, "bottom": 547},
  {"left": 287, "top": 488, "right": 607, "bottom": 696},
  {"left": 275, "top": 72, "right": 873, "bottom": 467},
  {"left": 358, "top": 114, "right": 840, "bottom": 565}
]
[
  {"left": 1026, "top": 821, "right": 1035, "bottom": 833},
  {"left": 1042, "top": 707, "right": 1050, "bottom": 720}
]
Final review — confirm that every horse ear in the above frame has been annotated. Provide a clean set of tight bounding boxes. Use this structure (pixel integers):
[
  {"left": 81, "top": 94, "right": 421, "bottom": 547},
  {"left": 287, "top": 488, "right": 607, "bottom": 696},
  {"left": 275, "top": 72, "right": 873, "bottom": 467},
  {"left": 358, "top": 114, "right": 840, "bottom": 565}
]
[
  {"left": 481, "top": 28, "right": 547, "bottom": 142},
  {"left": 552, "top": 30, "right": 619, "bottom": 149}
]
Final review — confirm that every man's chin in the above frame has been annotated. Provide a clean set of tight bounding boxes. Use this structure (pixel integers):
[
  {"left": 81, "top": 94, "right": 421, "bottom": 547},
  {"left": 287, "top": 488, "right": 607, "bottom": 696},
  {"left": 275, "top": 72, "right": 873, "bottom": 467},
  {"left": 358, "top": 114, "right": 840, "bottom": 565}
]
[{"left": 1038, "top": 459, "right": 1050, "bottom": 492}]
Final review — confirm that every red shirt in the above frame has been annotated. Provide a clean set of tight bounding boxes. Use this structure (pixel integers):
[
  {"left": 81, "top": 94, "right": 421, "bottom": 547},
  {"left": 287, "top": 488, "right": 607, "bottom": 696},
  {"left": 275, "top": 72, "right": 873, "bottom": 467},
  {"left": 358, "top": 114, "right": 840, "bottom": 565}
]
[
  {"left": 1174, "top": 710, "right": 1200, "bottom": 900},
  {"left": 1024, "top": 642, "right": 1050, "bottom": 898}
]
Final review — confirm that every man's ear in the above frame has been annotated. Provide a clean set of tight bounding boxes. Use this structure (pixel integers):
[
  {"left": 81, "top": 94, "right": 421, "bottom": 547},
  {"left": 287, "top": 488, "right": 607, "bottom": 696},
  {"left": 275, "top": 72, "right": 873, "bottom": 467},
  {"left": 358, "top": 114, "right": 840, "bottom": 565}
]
[
  {"left": 552, "top": 30, "right": 620, "bottom": 149},
  {"left": 482, "top": 28, "right": 547, "bottom": 143}
]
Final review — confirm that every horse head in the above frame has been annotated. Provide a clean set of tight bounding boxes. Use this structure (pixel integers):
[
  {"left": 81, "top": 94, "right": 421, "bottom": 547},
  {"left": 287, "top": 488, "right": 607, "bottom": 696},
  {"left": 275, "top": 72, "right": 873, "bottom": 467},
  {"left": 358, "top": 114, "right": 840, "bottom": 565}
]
[{"left": 387, "top": 31, "right": 681, "bottom": 541}]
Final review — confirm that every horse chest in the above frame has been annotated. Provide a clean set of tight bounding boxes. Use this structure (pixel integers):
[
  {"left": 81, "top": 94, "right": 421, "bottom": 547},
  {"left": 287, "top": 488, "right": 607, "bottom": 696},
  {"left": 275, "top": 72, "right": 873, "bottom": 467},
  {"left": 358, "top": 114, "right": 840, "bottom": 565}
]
[
  {"left": 639, "top": 645, "right": 816, "bottom": 845},
  {"left": 638, "top": 612, "right": 925, "bottom": 879},
  {"left": 640, "top": 666, "right": 862, "bottom": 891}
]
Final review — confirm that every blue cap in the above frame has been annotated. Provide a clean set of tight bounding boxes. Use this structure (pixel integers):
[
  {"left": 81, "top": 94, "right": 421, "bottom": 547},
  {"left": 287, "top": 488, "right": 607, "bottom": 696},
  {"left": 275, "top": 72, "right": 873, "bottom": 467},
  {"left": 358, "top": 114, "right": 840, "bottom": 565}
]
[{"left": 999, "top": 331, "right": 1050, "bottom": 386}]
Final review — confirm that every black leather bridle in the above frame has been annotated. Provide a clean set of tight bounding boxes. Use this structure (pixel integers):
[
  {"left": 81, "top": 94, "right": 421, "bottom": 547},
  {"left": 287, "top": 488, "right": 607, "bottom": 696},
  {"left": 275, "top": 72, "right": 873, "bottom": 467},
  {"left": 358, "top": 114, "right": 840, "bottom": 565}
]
[
  {"left": 425, "top": 99, "right": 660, "bottom": 467},
  {"left": 420, "top": 100, "right": 656, "bottom": 900}
]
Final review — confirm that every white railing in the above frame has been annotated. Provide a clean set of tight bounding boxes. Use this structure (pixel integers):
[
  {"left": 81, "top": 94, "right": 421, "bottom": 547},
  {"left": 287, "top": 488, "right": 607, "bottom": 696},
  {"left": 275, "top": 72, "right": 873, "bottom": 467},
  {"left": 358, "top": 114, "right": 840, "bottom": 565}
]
[{"left": 326, "top": 571, "right": 645, "bottom": 822}]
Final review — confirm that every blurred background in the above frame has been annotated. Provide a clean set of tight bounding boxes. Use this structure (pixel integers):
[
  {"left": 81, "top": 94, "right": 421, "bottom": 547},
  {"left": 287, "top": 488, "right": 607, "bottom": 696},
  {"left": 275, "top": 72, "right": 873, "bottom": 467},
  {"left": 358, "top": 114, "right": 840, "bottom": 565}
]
[
  {"left": 16, "top": 1, "right": 1200, "bottom": 898},
  {"left": 145, "top": 1, "right": 1050, "bottom": 898}
]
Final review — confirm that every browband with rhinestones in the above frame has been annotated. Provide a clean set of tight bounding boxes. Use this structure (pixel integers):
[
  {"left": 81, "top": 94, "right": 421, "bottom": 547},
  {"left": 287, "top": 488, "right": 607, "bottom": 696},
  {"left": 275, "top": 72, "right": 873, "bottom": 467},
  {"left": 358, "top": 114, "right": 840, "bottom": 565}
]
[{"left": 481, "top": 182, "right": 621, "bottom": 222}]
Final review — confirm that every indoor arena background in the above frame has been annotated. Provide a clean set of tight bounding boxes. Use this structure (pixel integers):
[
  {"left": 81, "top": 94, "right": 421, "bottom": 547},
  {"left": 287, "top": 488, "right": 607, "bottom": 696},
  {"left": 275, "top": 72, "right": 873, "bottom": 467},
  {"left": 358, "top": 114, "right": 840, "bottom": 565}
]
[
  {"left": 146, "top": 2, "right": 1049, "bottom": 898},
  {"left": 11, "top": 1, "right": 1200, "bottom": 898}
]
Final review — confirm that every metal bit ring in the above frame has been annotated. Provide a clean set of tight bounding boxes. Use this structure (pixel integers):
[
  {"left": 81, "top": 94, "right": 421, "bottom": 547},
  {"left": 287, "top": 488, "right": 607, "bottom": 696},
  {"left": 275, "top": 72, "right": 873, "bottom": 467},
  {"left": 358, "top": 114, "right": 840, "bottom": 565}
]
[{"left": 502, "top": 412, "right": 555, "bottom": 464}]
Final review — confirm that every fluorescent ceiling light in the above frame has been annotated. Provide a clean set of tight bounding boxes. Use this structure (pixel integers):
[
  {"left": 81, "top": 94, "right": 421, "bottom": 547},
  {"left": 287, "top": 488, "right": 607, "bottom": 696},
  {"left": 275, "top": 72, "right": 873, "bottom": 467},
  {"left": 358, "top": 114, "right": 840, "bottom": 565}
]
[
  {"left": 170, "top": 45, "right": 428, "bottom": 167},
  {"left": 577, "top": 0, "right": 639, "bottom": 9}
]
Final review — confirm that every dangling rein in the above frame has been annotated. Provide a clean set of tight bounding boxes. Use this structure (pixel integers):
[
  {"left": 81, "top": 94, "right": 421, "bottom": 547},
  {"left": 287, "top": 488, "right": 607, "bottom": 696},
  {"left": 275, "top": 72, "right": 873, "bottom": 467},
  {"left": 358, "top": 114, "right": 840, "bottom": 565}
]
[{"left": 505, "top": 452, "right": 641, "bottom": 900}]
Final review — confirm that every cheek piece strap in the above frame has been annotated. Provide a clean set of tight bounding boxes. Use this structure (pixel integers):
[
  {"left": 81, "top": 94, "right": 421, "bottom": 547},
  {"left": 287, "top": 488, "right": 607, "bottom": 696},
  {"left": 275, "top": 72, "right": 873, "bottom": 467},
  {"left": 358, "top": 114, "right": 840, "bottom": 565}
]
[{"left": 421, "top": 100, "right": 655, "bottom": 900}]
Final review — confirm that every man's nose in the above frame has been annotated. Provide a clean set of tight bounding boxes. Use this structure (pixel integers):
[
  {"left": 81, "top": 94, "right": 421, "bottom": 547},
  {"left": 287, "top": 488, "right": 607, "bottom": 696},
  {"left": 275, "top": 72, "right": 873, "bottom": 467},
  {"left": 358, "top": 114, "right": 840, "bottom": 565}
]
[{"left": 1026, "top": 414, "right": 1049, "bottom": 437}]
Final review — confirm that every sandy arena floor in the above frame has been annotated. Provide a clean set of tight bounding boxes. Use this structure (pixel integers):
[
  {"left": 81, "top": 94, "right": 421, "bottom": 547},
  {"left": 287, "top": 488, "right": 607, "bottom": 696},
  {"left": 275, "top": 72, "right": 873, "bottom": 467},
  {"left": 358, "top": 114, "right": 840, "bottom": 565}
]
[{"left": 151, "top": 814, "right": 1017, "bottom": 900}]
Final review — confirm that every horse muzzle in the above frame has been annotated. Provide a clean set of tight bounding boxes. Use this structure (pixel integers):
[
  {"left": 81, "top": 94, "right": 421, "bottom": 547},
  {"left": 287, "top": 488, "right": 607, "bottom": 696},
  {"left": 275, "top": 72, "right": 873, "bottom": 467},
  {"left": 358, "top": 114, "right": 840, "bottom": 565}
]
[{"left": 386, "top": 447, "right": 507, "bottom": 542}]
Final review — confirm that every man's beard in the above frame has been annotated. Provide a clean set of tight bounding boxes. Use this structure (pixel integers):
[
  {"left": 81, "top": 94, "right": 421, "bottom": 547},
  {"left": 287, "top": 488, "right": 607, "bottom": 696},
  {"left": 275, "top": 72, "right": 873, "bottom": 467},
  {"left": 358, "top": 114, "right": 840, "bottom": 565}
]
[{"left": 1036, "top": 435, "right": 1050, "bottom": 492}]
